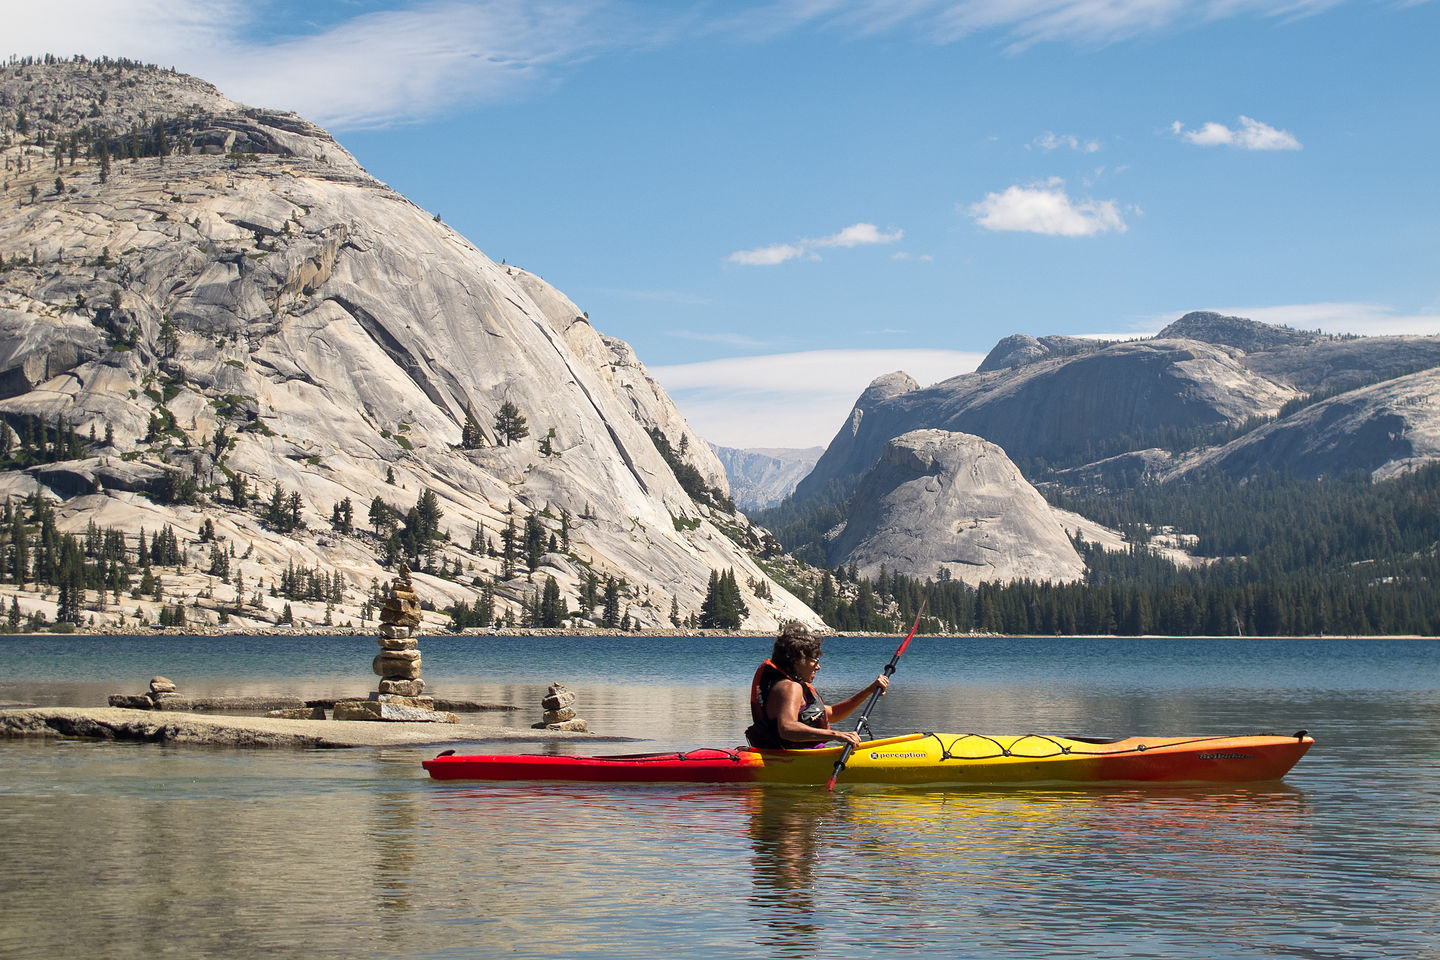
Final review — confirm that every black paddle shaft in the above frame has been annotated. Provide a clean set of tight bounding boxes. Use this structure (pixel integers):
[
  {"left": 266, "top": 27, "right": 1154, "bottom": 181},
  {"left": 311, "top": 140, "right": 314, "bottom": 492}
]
[
  {"left": 826, "top": 601, "right": 926, "bottom": 790},
  {"left": 852, "top": 658, "right": 900, "bottom": 741}
]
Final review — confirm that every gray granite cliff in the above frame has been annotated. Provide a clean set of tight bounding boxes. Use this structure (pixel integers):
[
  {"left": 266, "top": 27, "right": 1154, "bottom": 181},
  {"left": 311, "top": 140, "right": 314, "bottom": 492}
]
[
  {"left": 824, "top": 429, "right": 1086, "bottom": 586},
  {"left": 0, "top": 59, "right": 811, "bottom": 631}
]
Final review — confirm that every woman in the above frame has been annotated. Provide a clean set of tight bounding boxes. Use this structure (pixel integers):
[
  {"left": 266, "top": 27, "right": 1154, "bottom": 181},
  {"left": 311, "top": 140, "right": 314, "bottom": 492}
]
[{"left": 745, "top": 621, "right": 888, "bottom": 749}]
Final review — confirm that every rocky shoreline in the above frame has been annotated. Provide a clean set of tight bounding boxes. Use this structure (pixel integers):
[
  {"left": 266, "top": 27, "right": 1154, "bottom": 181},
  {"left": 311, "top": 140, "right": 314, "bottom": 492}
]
[{"left": 0, "top": 707, "right": 630, "bottom": 748}]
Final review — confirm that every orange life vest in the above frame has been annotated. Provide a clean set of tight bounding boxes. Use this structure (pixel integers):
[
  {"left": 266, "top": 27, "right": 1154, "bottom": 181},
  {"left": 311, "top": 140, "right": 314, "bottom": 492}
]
[{"left": 745, "top": 658, "right": 830, "bottom": 749}]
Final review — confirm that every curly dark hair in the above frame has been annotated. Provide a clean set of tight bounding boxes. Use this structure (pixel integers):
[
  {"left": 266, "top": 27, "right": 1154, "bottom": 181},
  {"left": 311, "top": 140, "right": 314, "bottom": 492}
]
[{"left": 771, "top": 621, "right": 823, "bottom": 676}]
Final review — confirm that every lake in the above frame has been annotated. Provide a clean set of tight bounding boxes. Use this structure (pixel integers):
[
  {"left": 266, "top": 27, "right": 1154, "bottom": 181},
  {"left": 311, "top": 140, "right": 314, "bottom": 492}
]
[{"left": 1, "top": 634, "right": 1437, "bottom": 959}]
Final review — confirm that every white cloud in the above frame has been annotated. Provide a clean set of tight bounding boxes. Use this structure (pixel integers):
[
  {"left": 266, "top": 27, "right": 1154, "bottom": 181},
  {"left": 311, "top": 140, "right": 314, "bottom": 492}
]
[
  {"left": 649, "top": 348, "right": 983, "bottom": 447},
  {"left": 727, "top": 243, "right": 811, "bottom": 266},
  {"left": 215, "top": 1, "right": 639, "bottom": 128},
  {"left": 1172, "top": 116, "right": 1302, "bottom": 150},
  {"left": 814, "top": 222, "right": 904, "bottom": 248},
  {"left": 966, "top": 179, "right": 1127, "bottom": 236},
  {"left": 1033, "top": 131, "right": 1101, "bottom": 153},
  {"left": 0, "top": 0, "right": 243, "bottom": 69},
  {"left": 728, "top": 222, "right": 903, "bottom": 266}
]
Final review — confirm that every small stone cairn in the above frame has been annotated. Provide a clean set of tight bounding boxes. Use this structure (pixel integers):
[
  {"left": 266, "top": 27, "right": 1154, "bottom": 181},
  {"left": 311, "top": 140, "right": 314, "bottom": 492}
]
[
  {"left": 334, "top": 564, "right": 457, "bottom": 723},
  {"left": 107, "top": 675, "right": 183, "bottom": 710},
  {"left": 532, "top": 682, "right": 588, "bottom": 732}
]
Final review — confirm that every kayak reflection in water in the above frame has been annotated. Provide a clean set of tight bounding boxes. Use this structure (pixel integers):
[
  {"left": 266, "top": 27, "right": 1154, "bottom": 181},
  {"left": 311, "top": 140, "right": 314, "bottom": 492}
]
[{"left": 745, "top": 621, "right": 888, "bottom": 749}]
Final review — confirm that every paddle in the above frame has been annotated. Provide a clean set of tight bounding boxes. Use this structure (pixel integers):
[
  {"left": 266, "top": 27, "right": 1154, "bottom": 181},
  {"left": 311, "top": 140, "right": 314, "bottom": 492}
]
[{"left": 825, "top": 600, "right": 927, "bottom": 791}]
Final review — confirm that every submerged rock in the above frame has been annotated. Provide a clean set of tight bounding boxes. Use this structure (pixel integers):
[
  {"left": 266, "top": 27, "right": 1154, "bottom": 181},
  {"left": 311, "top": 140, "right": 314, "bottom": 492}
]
[{"left": 332, "top": 700, "right": 458, "bottom": 723}]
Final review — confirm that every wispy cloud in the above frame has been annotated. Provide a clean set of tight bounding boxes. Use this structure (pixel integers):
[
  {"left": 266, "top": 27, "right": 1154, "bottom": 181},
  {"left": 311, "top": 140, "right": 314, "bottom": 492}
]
[
  {"left": 728, "top": 243, "right": 812, "bottom": 267},
  {"left": 1171, "top": 116, "right": 1302, "bottom": 150},
  {"left": 214, "top": 1, "right": 646, "bottom": 128},
  {"left": 722, "top": 0, "right": 1363, "bottom": 51},
  {"left": 3, "top": 0, "right": 657, "bottom": 129},
  {"left": 966, "top": 178, "right": 1127, "bottom": 237},
  {"left": 1032, "top": 131, "right": 1101, "bottom": 153},
  {"left": 728, "top": 222, "right": 904, "bottom": 267},
  {"left": 1, "top": 1, "right": 1392, "bottom": 130},
  {"left": 650, "top": 348, "right": 982, "bottom": 447},
  {"left": 1, "top": 0, "right": 244, "bottom": 68}
]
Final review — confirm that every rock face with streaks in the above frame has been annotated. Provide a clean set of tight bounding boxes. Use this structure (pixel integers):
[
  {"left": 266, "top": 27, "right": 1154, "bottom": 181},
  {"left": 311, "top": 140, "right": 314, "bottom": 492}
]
[{"left": 0, "top": 59, "right": 815, "bottom": 632}]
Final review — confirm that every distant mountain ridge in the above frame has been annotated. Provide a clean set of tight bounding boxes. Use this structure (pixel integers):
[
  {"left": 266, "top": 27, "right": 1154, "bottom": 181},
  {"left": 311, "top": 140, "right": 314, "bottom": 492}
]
[
  {"left": 797, "top": 313, "right": 1440, "bottom": 505},
  {"left": 771, "top": 312, "right": 1440, "bottom": 583},
  {"left": 708, "top": 443, "right": 823, "bottom": 511}
]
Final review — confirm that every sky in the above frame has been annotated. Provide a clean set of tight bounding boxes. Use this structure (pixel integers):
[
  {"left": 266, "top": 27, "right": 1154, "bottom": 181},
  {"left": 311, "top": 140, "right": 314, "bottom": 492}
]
[{"left": 6, "top": 0, "right": 1438, "bottom": 448}]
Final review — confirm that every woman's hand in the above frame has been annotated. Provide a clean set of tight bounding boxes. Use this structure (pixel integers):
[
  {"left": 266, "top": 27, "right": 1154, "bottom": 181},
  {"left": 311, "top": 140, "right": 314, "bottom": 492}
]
[
  {"left": 872, "top": 675, "right": 889, "bottom": 695},
  {"left": 831, "top": 729, "right": 864, "bottom": 747}
]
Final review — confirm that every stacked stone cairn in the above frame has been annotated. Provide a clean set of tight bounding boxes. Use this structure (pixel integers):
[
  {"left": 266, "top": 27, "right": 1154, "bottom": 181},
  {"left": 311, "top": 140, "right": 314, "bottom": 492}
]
[
  {"left": 107, "top": 676, "right": 182, "bottom": 710},
  {"left": 333, "top": 564, "right": 458, "bottom": 723},
  {"left": 532, "top": 682, "right": 588, "bottom": 732}
]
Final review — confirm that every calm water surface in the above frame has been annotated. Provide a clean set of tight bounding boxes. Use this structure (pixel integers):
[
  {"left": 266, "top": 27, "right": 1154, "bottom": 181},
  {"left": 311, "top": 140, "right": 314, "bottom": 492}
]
[{"left": 1, "top": 634, "right": 1437, "bottom": 959}]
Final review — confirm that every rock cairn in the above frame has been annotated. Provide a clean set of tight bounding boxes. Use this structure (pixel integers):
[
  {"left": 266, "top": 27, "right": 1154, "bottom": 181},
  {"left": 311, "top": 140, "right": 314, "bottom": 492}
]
[
  {"left": 375, "top": 563, "right": 424, "bottom": 693},
  {"left": 532, "top": 682, "right": 588, "bottom": 732},
  {"left": 334, "top": 564, "right": 457, "bottom": 723},
  {"left": 108, "top": 675, "right": 182, "bottom": 710}
]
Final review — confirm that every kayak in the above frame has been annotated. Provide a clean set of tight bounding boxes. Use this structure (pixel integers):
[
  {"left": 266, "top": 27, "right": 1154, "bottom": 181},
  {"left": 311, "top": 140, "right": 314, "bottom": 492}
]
[{"left": 422, "top": 730, "right": 1313, "bottom": 786}]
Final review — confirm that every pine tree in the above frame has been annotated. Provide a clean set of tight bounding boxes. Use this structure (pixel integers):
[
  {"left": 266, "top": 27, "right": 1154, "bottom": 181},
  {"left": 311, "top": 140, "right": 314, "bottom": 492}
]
[
  {"left": 540, "top": 575, "right": 566, "bottom": 627},
  {"left": 700, "top": 569, "right": 749, "bottom": 630},
  {"left": 9, "top": 510, "right": 28, "bottom": 585},
  {"left": 524, "top": 511, "right": 545, "bottom": 576},
  {"left": 413, "top": 489, "right": 443, "bottom": 544},
  {"left": 493, "top": 401, "right": 529, "bottom": 446},
  {"left": 501, "top": 513, "right": 517, "bottom": 580},
  {"left": 461, "top": 404, "right": 486, "bottom": 448},
  {"left": 602, "top": 576, "right": 620, "bottom": 628}
]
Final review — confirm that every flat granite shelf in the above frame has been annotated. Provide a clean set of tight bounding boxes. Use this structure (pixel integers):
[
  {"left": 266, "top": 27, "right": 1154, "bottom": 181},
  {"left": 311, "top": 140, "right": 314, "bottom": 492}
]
[{"left": 0, "top": 707, "right": 634, "bottom": 749}]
